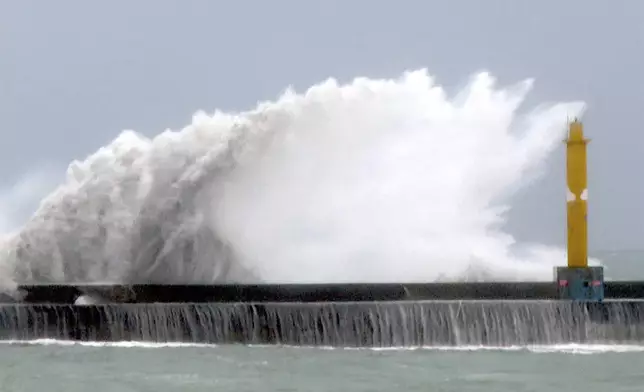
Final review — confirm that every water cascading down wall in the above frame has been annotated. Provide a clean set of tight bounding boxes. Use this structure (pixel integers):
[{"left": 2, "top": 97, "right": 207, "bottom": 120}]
[{"left": 3, "top": 283, "right": 644, "bottom": 346}]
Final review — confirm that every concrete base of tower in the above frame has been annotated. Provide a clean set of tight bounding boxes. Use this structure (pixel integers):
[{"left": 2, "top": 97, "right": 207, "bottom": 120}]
[{"left": 555, "top": 266, "right": 605, "bottom": 301}]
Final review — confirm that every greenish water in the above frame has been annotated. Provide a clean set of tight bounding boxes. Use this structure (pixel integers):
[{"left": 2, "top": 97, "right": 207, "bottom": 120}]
[{"left": 1, "top": 342, "right": 643, "bottom": 391}]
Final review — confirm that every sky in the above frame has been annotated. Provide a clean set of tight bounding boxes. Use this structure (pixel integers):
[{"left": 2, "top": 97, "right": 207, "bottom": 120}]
[{"left": 1, "top": 0, "right": 643, "bottom": 252}]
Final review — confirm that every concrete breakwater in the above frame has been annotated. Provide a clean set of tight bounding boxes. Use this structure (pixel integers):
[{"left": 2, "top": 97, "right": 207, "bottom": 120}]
[
  {"left": 12, "top": 281, "right": 644, "bottom": 304},
  {"left": 1, "top": 300, "right": 644, "bottom": 347}
]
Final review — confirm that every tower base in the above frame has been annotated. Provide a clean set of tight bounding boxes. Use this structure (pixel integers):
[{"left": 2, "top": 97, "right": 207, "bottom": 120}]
[{"left": 555, "top": 266, "right": 604, "bottom": 302}]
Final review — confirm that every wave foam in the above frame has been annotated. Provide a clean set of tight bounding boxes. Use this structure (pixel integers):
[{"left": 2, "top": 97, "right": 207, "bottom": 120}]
[
  {"left": 2, "top": 340, "right": 641, "bottom": 355},
  {"left": 0, "top": 70, "right": 587, "bottom": 287}
]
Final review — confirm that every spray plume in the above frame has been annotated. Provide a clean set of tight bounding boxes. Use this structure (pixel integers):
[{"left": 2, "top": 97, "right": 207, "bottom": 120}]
[{"left": 0, "top": 70, "right": 586, "bottom": 288}]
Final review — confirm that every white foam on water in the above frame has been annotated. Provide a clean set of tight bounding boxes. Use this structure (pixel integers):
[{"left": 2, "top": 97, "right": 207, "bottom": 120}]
[
  {"left": 0, "top": 69, "right": 589, "bottom": 286},
  {"left": 0, "top": 339, "right": 217, "bottom": 349},
  {"left": 1, "top": 340, "right": 642, "bottom": 355},
  {"left": 271, "top": 344, "right": 644, "bottom": 354}
]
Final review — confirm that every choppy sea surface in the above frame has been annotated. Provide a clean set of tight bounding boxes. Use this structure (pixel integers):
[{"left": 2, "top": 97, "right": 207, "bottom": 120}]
[
  {"left": 1, "top": 251, "right": 643, "bottom": 391},
  {"left": 2, "top": 341, "right": 644, "bottom": 392}
]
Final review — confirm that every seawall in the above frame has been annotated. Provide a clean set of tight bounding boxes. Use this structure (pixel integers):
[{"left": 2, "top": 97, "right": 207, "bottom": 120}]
[
  {"left": 12, "top": 281, "right": 644, "bottom": 303},
  {"left": 4, "top": 282, "right": 644, "bottom": 347},
  {"left": 1, "top": 300, "right": 644, "bottom": 346}
]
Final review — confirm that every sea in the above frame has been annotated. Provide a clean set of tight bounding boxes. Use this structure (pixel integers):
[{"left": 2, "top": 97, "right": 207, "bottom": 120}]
[
  {"left": 0, "top": 251, "right": 642, "bottom": 392},
  {"left": 2, "top": 342, "right": 644, "bottom": 392}
]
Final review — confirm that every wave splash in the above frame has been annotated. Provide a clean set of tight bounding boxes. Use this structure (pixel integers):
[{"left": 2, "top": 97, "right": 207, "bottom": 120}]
[{"left": 0, "top": 70, "right": 585, "bottom": 287}]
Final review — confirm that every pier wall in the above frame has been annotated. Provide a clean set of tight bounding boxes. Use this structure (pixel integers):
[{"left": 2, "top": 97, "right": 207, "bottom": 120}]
[
  {"left": 12, "top": 281, "right": 644, "bottom": 304},
  {"left": 2, "top": 300, "right": 644, "bottom": 347},
  {"left": 3, "top": 282, "right": 644, "bottom": 347}
]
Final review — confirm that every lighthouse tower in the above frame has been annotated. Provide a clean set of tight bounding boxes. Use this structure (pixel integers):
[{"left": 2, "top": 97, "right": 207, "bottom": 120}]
[{"left": 555, "top": 119, "right": 604, "bottom": 301}]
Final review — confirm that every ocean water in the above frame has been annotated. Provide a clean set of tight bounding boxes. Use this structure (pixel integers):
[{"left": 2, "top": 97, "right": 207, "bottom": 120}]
[{"left": 2, "top": 341, "right": 644, "bottom": 391}]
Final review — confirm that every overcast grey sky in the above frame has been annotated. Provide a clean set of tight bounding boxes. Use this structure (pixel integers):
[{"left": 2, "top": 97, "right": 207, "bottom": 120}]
[{"left": 1, "top": 1, "right": 643, "bottom": 251}]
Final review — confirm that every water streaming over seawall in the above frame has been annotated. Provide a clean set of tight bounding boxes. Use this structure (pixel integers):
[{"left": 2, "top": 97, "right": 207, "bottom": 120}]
[{"left": 1, "top": 301, "right": 643, "bottom": 347}]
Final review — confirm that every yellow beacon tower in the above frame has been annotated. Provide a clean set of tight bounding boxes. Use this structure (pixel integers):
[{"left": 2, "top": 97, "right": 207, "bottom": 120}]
[{"left": 556, "top": 119, "right": 604, "bottom": 301}]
